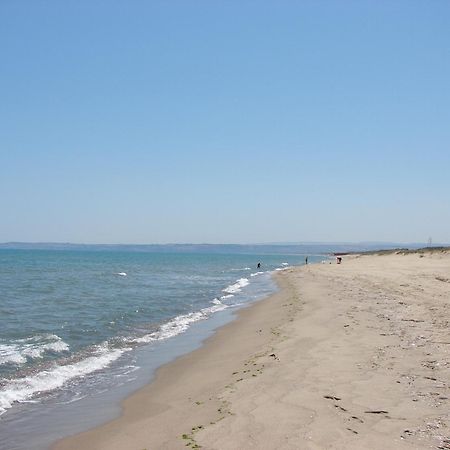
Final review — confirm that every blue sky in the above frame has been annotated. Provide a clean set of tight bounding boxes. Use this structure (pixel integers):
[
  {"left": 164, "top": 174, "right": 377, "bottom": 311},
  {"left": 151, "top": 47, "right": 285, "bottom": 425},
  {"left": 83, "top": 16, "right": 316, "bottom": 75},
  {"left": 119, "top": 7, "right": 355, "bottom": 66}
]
[{"left": 1, "top": 1, "right": 449, "bottom": 244}]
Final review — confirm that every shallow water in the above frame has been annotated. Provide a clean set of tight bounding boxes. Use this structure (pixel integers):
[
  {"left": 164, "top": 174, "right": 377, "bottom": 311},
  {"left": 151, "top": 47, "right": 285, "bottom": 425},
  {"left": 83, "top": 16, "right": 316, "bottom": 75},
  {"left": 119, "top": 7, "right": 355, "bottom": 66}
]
[{"left": 0, "top": 249, "right": 317, "bottom": 449}]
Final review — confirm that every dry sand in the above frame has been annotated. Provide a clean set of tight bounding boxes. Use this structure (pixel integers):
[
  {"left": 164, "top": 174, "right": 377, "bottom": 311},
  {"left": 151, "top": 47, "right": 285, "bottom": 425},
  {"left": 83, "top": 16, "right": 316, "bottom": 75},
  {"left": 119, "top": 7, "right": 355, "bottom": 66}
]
[{"left": 54, "top": 251, "right": 449, "bottom": 450}]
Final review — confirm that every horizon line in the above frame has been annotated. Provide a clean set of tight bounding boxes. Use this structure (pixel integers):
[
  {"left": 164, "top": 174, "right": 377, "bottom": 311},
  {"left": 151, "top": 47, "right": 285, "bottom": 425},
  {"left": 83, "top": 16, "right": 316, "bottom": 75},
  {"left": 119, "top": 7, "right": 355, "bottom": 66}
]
[{"left": 0, "top": 240, "right": 443, "bottom": 247}]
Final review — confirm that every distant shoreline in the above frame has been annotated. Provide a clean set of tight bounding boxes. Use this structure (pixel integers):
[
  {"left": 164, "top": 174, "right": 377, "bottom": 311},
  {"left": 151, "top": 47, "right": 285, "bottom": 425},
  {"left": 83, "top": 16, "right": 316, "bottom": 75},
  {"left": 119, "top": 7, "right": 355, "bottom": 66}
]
[{"left": 0, "top": 241, "right": 440, "bottom": 255}]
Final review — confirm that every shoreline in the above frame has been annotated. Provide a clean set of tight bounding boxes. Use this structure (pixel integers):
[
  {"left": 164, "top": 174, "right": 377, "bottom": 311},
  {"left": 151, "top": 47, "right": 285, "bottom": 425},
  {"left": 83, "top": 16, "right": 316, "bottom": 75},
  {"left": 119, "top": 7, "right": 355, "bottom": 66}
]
[
  {"left": 53, "top": 270, "right": 296, "bottom": 450},
  {"left": 54, "top": 252, "right": 449, "bottom": 449}
]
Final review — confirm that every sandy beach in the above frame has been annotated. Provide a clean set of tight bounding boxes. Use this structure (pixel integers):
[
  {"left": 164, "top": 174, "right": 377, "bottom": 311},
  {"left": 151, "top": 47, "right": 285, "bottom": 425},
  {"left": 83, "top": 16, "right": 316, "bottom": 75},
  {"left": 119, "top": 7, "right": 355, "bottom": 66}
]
[{"left": 54, "top": 251, "right": 449, "bottom": 450}]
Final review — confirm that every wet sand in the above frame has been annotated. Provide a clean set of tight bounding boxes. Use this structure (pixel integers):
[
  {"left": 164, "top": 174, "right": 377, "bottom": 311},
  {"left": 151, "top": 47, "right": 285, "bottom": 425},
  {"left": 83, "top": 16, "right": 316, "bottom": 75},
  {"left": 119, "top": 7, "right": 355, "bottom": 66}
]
[{"left": 54, "top": 251, "right": 449, "bottom": 450}]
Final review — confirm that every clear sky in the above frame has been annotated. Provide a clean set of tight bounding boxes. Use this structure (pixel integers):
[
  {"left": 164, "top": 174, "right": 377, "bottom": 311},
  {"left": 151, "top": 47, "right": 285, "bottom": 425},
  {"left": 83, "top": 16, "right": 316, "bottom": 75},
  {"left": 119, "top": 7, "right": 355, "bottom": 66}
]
[{"left": 1, "top": 1, "right": 449, "bottom": 244}]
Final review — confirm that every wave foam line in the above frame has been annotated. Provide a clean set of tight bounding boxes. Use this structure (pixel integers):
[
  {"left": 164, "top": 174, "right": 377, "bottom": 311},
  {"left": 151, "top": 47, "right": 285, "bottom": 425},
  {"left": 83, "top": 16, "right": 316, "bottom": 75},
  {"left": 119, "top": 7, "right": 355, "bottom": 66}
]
[
  {"left": 250, "top": 271, "right": 265, "bottom": 277},
  {"left": 0, "top": 344, "right": 126, "bottom": 415},
  {"left": 222, "top": 278, "right": 249, "bottom": 294},
  {"left": 0, "top": 335, "right": 69, "bottom": 366},
  {"left": 133, "top": 299, "right": 229, "bottom": 344},
  {"left": 133, "top": 277, "right": 253, "bottom": 345}
]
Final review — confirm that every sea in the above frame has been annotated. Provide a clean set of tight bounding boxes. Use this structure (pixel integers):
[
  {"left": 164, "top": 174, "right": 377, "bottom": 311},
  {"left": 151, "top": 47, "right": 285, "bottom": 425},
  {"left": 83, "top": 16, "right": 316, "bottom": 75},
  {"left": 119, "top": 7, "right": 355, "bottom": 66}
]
[{"left": 0, "top": 249, "right": 320, "bottom": 449}]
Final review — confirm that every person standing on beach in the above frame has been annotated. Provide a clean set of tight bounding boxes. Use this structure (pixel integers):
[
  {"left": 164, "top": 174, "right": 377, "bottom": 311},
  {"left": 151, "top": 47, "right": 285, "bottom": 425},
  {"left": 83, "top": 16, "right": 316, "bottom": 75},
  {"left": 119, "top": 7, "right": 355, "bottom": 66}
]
[
  {"left": 305, "top": 256, "right": 308, "bottom": 265},
  {"left": 257, "top": 262, "right": 261, "bottom": 269}
]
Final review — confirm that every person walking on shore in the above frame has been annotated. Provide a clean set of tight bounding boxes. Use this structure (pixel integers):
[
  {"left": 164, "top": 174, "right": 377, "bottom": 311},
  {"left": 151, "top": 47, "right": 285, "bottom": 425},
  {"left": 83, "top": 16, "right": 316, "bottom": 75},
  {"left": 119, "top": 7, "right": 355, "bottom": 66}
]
[{"left": 305, "top": 256, "right": 308, "bottom": 265}]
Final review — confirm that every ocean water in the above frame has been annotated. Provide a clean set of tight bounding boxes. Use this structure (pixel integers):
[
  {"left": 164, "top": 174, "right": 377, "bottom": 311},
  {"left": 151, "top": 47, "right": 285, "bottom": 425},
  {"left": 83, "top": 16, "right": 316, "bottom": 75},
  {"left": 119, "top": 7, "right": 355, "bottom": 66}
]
[{"left": 0, "top": 249, "right": 315, "bottom": 449}]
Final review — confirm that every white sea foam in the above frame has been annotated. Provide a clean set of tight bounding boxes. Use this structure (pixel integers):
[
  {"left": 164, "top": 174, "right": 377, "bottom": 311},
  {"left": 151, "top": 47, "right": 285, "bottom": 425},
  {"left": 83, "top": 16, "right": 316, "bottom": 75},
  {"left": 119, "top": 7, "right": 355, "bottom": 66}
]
[
  {"left": 133, "top": 299, "right": 229, "bottom": 345},
  {"left": 116, "top": 272, "right": 127, "bottom": 276},
  {"left": 281, "top": 262, "right": 289, "bottom": 266},
  {"left": 230, "top": 267, "right": 251, "bottom": 271},
  {"left": 0, "top": 346, "right": 26, "bottom": 365},
  {"left": 0, "top": 335, "right": 69, "bottom": 367},
  {"left": 0, "top": 344, "right": 127, "bottom": 415},
  {"left": 250, "top": 271, "right": 265, "bottom": 277},
  {"left": 222, "top": 278, "right": 250, "bottom": 294}
]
